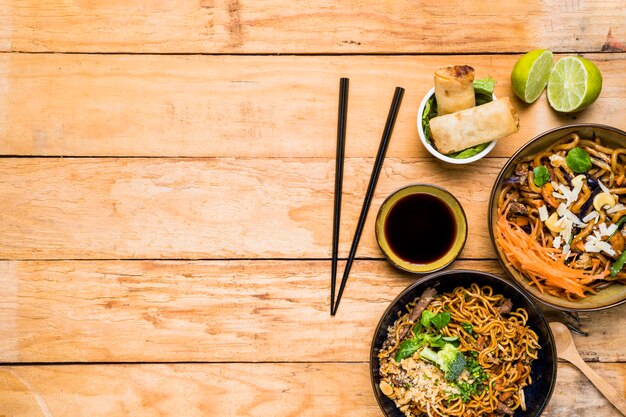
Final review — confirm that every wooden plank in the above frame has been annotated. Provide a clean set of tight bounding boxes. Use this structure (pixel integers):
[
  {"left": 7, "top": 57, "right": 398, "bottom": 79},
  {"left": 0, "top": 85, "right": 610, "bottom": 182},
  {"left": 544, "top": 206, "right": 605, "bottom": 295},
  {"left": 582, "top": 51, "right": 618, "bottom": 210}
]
[
  {"left": 0, "top": 53, "right": 624, "bottom": 157},
  {"left": 1, "top": 1, "right": 624, "bottom": 53},
  {"left": 1, "top": 362, "right": 624, "bottom": 416},
  {"left": 1, "top": 260, "right": 624, "bottom": 363},
  {"left": 0, "top": 157, "right": 507, "bottom": 260}
]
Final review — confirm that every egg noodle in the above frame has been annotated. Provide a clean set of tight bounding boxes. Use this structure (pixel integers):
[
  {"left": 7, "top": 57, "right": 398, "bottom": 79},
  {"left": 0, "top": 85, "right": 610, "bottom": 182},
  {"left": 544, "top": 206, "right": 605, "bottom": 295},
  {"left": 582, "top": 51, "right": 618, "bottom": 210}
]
[{"left": 378, "top": 284, "right": 540, "bottom": 417}]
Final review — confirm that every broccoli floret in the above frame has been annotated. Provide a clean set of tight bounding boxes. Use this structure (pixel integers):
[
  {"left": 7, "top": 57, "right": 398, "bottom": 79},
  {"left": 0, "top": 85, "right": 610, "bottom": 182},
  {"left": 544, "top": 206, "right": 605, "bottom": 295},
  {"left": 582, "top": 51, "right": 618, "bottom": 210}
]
[{"left": 419, "top": 344, "right": 466, "bottom": 381}]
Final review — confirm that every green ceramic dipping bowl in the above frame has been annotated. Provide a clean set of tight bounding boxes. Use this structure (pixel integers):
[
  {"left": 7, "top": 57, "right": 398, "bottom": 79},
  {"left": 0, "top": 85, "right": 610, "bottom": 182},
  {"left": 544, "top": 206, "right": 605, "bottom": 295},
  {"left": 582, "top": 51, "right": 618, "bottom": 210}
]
[{"left": 375, "top": 184, "right": 467, "bottom": 274}]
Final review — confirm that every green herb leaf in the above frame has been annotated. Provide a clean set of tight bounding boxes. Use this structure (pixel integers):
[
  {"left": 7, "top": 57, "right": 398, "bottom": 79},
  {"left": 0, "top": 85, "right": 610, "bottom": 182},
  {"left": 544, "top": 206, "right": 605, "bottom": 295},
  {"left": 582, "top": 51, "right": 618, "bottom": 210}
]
[
  {"left": 394, "top": 338, "right": 424, "bottom": 362},
  {"left": 421, "top": 310, "right": 436, "bottom": 328},
  {"left": 442, "top": 335, "right": 460, "bottom": 347},
  {"left": 610, "top": 250, "right": 626, "bottom": 277},
  {"left": 566, "top": 147, "right": 592, "bottom": 173},
  {"left": 431, "top": 312, "right": 451, "bottom": 331},
  {"left": 533, "top": 165, "right": 550, "bottom": 187},
  {"left": 411, "top": 321, "right": 423, "bottom": 337},
  {"left": 424, "top": 334, "right": 445, "bottom": 348},
  {"left": 461, "top": 322, "right": 473, "bottom": 335}
]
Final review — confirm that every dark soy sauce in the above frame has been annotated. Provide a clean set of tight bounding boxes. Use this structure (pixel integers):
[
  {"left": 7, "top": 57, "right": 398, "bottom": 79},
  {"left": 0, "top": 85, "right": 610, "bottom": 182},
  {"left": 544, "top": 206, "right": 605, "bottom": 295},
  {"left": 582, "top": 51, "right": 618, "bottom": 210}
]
[{"left": 384, "top": 193, "right": 457, "bottom": 264}]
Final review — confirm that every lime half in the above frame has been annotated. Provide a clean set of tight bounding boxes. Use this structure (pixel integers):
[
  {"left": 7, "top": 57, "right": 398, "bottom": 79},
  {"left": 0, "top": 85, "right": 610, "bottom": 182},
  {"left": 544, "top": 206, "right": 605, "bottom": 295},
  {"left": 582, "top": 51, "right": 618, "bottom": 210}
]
[
  {"left": 547, "top": 56, "right": 602, "bottom": 113},
  {"left": 511, "top": 49, "right": 554, "bottom": 103}
]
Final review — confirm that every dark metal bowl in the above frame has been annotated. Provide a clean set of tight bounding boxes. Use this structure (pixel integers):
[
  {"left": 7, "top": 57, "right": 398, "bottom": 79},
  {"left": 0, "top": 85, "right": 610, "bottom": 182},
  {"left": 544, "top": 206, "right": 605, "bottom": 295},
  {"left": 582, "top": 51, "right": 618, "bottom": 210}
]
[
  {"left": 370, "top": 269, "right": 557, "bottom": 417},
  {"left": 488, "top": 123, "right": 626, "bottom": 311}
]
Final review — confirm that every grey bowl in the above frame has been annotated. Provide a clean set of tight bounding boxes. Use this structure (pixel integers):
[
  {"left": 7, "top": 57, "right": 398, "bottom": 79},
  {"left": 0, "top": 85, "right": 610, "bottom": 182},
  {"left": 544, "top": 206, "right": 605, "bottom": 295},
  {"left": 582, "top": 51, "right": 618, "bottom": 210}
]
[{"left": 488, "top": 123, "right": 626, "bottom": 311}]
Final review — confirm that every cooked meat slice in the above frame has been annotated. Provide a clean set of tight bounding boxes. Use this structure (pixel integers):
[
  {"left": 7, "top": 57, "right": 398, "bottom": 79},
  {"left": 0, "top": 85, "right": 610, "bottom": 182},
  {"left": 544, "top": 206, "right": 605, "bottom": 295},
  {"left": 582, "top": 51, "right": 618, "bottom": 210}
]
[
  {"left": 508, "top": 202, "right": 528, "bottom": 216},
  {"left": 498, "top": 298, "right": 513, "bottom": 315},
  {"left": 496, "top": 402, "right": 514, "bottom": 415},
  {"left": 515, "top": 162, "right": 529, "bottom": 177},
  {"left": 399, "top": 287, "right": 437, "bottom": 339}
]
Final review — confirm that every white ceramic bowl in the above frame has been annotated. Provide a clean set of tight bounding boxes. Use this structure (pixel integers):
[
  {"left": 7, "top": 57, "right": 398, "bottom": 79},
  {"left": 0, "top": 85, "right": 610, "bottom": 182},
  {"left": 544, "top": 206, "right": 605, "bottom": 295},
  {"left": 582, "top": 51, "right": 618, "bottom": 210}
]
[{"left": 417, "top": 87, "right": 497, "bottom": 164}]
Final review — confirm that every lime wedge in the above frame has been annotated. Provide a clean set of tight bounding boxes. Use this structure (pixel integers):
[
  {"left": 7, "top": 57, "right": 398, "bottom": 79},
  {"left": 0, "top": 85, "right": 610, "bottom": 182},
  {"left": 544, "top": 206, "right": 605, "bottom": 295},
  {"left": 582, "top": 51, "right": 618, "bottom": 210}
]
[
  {"left": 547, "top": 56, "right": 602, "bottom": 113},
  {"left": 511, "top": 49, "right": 554, "bottom": 103}
]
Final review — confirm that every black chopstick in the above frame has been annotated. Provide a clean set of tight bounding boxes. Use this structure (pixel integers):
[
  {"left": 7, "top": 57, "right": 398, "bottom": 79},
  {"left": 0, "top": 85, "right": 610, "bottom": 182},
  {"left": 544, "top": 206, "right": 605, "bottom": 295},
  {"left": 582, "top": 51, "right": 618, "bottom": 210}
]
[
  {"left": 331, "top": 86, "right": 405, "bottom": 316},
  {"left": 330, "top": 78, "right": 349, "bottom": 314}
]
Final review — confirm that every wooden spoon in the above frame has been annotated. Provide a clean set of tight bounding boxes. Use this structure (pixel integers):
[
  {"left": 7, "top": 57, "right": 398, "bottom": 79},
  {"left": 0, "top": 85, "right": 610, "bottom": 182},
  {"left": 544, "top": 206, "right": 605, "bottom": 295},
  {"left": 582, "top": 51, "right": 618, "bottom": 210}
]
[{"left": 550, "top": 322, "right": 626, "bottom": 415}]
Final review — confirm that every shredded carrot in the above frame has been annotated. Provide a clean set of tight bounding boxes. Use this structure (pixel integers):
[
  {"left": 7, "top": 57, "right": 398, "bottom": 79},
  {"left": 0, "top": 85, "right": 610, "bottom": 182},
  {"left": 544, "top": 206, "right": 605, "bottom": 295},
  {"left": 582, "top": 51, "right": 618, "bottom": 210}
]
[
  {"left": 574, "top": 240, "right": 585, "bottom": 253},
  {"left": 496, "top": 208, "right": 608, "bottom": 298},
  {"left": 591, "top": 258, "right": 601, "bottom": 275},
  {"left": 513, "top": 216, "right": 529, "bottom": 227}
]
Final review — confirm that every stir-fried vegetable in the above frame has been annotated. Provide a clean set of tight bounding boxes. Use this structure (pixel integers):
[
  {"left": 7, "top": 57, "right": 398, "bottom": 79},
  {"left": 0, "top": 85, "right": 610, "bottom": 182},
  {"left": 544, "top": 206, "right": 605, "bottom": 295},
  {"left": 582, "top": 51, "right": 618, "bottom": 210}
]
[
  {"left": 611, "top": 250, "right": 626, "bottom": 277},
  {"left": 496, "top": 212, "right": 607, "bottom": 297},
  {"left": 608, "top": 216, "right": 626, "bottom": 239},
  {"left": 451, "top": 355, "right": 489, "bottom": 402},
  {"left": 420, "top": 344, "right": 467, "bottom": 381},
  {"left": 394, "top": 310, "right": 457, "bottom": 362}
]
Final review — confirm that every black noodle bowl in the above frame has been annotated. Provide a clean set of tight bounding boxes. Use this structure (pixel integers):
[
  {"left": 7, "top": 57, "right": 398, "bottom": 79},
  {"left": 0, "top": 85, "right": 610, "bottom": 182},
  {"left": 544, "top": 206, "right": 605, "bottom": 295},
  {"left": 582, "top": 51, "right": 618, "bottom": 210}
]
[{"left": 370, "top": 270, "right": 557, "bottom": 417}]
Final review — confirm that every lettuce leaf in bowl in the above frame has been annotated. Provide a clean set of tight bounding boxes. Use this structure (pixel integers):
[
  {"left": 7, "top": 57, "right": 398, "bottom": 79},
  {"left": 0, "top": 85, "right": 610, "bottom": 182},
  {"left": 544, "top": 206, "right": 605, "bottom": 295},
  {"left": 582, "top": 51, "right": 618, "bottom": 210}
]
[
  {"left": 448, "top": 142, "right": 490, "bottom": 159},
  {"left": 422, "top": 96, "right": 438, "bottom": 144},
  {"left": 422, "top": 76, "right": 495, "bottom": 159},
  {"left": 473, "top": 76, "right": 496, "bottom": 105}
]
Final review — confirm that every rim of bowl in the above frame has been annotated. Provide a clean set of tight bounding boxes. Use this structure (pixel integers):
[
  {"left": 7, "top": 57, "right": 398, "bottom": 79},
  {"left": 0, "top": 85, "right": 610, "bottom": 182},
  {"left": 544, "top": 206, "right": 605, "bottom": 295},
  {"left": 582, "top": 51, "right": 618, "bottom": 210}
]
[
  {"left": 417, "top": 87, "right": 497, "bottom": 164},
  {"left": 488, "top": 123, "right": 626, "bottom": 312},
  {"left": 375, "top": 184, "right": 468, "bottom": 274},
  {"left": 369, "top": 269, "right": 557, "bottom": 417}
]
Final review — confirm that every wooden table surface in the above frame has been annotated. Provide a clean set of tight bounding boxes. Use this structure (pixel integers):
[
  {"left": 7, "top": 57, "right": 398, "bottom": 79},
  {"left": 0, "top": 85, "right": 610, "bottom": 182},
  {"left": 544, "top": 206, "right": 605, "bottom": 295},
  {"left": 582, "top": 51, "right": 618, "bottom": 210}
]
[{"left": 1, "top": 1, "right": 625, "bottom": 416}]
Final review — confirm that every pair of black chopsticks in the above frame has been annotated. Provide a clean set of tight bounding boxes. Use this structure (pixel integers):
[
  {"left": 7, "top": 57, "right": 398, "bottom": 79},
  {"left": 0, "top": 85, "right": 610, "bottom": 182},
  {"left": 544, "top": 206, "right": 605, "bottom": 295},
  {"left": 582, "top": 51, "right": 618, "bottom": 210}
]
[{"left": 330, "top": 78, "right": 404, "bottom": 316}]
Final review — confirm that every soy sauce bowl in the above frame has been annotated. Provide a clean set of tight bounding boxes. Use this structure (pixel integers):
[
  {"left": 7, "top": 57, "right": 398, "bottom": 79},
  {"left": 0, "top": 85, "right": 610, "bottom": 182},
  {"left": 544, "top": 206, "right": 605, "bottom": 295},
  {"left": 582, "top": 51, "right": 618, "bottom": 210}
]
[{"left": 375, "top": 184, "right": 467, "bottom": 274}]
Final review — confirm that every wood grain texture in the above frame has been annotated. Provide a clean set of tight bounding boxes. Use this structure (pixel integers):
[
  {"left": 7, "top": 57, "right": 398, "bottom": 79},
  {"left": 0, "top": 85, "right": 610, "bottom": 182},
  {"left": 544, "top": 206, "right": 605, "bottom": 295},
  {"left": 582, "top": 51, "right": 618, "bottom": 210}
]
[
  {"left": 0, "top": 1, "right": 625, "bottom": 53},
  {"left": 1, "top": 260, "right": 624, "bottom": 363},
  {"left": 0, "top": 53, "right": 624, "bottom": 157},
  {"left": 551, "top": 323, "right": 626, "bottom": 414},
  {"left": 1, "top": 362, "right": 625, "bottom": 417},
  {"left": 0, "top": 157, "right": 506, "bottom": 260}
]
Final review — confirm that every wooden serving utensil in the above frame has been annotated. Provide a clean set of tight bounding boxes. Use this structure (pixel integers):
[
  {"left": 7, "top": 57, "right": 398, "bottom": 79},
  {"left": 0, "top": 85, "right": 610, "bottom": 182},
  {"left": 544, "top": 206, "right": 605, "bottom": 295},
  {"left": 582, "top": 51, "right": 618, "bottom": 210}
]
[{"left": 550, "top": 322, "right": 626, "bottom": 415}]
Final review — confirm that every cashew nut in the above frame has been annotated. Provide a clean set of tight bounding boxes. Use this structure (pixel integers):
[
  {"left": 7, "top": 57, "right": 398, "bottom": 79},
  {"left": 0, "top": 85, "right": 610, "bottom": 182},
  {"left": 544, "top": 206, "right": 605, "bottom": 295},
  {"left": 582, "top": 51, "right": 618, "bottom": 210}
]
[
  {"left": 593, "top": 192, "right": 617, "bottom": 211},
  {"left": 379, "top": 380, "right": 394, "bottom": 396},
  {"left": 545, "top": 212, "right": 565, "bottom": 233}
]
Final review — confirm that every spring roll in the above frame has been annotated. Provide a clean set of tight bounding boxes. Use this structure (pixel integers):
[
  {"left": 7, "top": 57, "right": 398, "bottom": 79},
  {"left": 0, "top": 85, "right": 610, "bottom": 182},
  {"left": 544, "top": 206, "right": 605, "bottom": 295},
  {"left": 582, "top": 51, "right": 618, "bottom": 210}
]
[
  {"left": 434, "top": 65, "right": 476, "bottom": 115},
  {"left": 429, "top": 97, "right": 519, "bottom": 154}
]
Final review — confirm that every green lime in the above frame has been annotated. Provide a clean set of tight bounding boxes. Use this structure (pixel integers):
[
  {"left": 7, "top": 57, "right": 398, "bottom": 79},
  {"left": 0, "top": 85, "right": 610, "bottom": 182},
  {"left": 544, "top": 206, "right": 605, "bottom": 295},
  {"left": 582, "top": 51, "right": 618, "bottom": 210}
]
[
  {"left": 547, "top": 56, "right": 602, "bottom": 113},
  {"left": 511, "top": 49, "right": 554, "bottom": 103}
]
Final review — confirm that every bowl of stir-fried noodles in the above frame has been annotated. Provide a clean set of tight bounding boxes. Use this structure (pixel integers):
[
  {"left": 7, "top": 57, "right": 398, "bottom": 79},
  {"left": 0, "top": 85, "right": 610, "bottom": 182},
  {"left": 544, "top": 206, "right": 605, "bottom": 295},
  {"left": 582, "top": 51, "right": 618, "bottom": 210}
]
[
  {"left": 370, "top": 270, "right": 556, "bottom": 417},
  {"left": 489, "top": 124, "right": 626, "bottom": 311}
]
